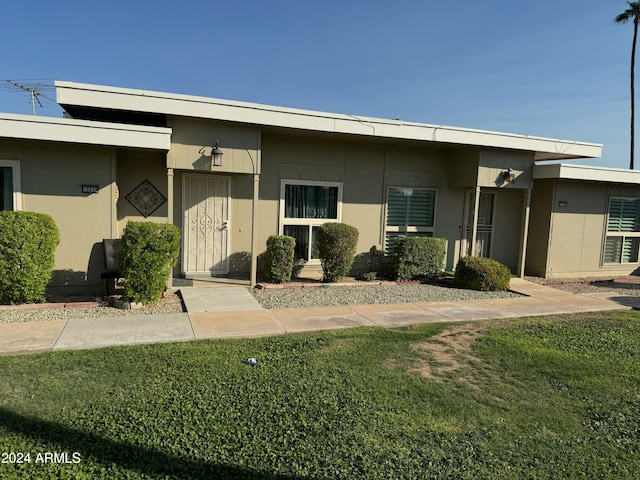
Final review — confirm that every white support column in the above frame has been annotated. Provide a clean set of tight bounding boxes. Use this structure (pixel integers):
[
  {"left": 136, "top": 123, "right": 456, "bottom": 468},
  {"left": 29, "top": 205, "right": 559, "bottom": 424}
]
[
  {"left": 250, "top": 173, "right": 260, "bottom": 286},
  {"left": 470, "top": 186, "right": 481, "bottom": 257},
  {"left": 167, "top": 167, "right": 174, "bottom": 224},
  {"left": 518, "top": 186, "right": 532, "bottom": 277},
  {"left": 167, "top": 167, "right": 174, "bottom": 288},
  {"left": 110, "top": 148, "right": 118, "bottom": 238}
]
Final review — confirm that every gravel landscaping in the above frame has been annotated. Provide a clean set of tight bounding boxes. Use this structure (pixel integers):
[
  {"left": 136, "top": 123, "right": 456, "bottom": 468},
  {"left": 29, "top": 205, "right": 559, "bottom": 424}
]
[
  {"left": 250, "top": 283, "right": 522, "bottom": 309},
  {"left": 0, "top": 291, "right": 184, "bottom": 325},
  {"left": 525, "top": 276, "right": 640, "bottom": 296}
]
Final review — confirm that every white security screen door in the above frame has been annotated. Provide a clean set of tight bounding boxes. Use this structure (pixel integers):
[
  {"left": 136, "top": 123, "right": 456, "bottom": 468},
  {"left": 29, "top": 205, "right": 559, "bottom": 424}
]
[
  {"left": 183, "top": 175, "right": 230, "bottom": 275},
  {"left": 465, "top": 191, "right": 495, "bottom": 258}
]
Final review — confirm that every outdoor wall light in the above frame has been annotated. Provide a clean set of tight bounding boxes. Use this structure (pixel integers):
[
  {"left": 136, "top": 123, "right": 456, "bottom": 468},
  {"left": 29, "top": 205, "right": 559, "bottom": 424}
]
[
  {"left": 558, "top": 201, "right": 568, "bottom": 208},
  {"left": 501, "top": 167, "right": 515, "bottom": 183},
  {"left": 211, "top": 141, "right": 224, "bottom": 167}
]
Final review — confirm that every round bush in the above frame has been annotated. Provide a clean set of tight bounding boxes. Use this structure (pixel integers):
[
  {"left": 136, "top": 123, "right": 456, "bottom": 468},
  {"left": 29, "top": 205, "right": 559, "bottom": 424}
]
[
  {"left": 264, "top": 235, "right": 296, "bottom": 283},
  {"left": 393, "top": 236, "right": 446, "bottom": 281},
  {"left": 454, "top": 256, "right": 511, "bottom": 291},
  {"left": 120, "top": 222, "right": 181, "bottom": 305},
  {"left": 0, "top": 211, "right": 60, "bottom": 304},
  {"left": 317, "top": 222, "right": 359, "bottom": 283}
]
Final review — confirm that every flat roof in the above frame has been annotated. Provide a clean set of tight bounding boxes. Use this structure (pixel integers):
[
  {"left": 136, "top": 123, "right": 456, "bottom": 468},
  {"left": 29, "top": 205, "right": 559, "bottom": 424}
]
[
  {"left": 56, "top": 81, "right": 602, "bottom": 161},
  {"left": 534, "top": 163, "right": 640, "bottom": 184},
  {"left": 0, "top": 112, "right": 171, "bottom": 150}
]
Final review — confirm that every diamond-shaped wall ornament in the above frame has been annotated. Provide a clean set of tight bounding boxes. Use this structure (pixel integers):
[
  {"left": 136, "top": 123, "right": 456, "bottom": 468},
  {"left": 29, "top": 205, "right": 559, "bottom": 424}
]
[{"left": 125, "top": 179, "right": 167, "bottom": 218}]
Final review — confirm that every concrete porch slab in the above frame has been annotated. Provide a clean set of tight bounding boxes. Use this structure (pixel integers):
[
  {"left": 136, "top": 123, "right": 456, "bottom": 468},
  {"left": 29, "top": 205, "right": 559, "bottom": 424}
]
[
  {"left": 189, "top": 310, "right": 285, "bottom": 339},
  {"left": 180, "top": 286, "right": 262, "bottom": 313},
  {"left": 53, "top": 313, "right": 193, "bottom": 350},
  {"left": 0, "top": 320, "right": 66, "bottom": 354}
]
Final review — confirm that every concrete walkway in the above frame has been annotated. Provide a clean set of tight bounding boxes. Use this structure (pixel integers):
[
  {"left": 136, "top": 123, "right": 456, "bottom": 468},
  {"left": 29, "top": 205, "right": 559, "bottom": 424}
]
[{"left": 0, "top": 278, "right": 631, "bottom": 356}]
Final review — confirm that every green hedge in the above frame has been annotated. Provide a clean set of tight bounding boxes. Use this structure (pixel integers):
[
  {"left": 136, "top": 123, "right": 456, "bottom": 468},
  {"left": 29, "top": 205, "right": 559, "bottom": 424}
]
[
  {"left": 454, "top": 256, "right": 511, "bottom": 291},
  {"left": 264, "top": 235, "right": 296, "bottom": 283},
  {"left": 317, "top": 222, "right": 359, "bottom": 283},
  {"left": 120, "top": 222, "right": 181, "bottom": 305},
  {"left": 393, "top": 236, "right": 446, "bottom": 281},
  {"left": 0, "top": 211, "right": 60, "bottom": 304}
]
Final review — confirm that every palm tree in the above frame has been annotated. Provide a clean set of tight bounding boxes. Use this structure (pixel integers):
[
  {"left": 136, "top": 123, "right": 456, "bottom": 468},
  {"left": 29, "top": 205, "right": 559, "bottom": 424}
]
[{"left": 615, "top": 2, "right": 640, "bottom": 170}]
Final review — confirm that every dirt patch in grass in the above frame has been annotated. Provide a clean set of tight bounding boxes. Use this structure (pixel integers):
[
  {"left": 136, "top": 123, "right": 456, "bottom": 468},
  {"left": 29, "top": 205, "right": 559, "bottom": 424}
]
[
  {"left": 384, "top": 321, "right": 512, "bottom": 383},
  {"left": 410, "top": 323, "right": 486, "bottom": 380}
]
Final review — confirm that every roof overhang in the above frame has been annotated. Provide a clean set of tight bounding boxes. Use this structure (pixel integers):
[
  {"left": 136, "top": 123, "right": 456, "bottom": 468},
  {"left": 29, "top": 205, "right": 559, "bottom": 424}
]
[
  {"left": 56, "top": 81, "right": 602, "bottom": 161},
  {"left": 0, "top": 112, "right": 171, "bottom": 150},
  {"left": 534, "top": 163, "right": 640, "bottom": 184}
]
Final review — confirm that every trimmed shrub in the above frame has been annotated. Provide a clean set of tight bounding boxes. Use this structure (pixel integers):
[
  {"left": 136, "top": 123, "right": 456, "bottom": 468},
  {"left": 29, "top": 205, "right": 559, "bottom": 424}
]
[
  {"left": 358, "top": 272, "right": 377, "bottom": 282},
  {"left": 120, "top": 222, "right": 181, "bottom": 305},
  {"left": 264, "top": 235, "right": 296, "bottom": 283},
  {"left": 0, "top": 211, "right": 60, "bottom": 304},
  {"left": 454, "top": 256, "right": 511, "bottom": 291},
  {"left": 317, "top": 222, "right": 359, "bottom": 283},
  {"left": 393, "top": 236, "right": 446, "bottom": 281},
  {"left": 367, "top": 245, "right": 386, "bottom": 277}
]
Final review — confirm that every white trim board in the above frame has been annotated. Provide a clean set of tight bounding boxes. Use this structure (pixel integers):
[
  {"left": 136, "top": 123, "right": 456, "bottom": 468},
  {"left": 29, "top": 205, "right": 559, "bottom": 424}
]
[{"left": 56, "top": 81, "right": 601, "bottom": 161}]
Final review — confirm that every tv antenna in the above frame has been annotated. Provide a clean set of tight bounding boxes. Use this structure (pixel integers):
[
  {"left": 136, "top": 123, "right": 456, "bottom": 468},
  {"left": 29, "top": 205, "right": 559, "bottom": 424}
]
[{"left": 2, "top": 79, "right": 55, "bottom": 115}]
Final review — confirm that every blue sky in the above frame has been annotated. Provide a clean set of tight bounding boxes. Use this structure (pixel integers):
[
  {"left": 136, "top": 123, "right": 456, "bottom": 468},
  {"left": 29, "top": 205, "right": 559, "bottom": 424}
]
[{"left": 0, "top": 1, "right": 634, "bottom": 168}]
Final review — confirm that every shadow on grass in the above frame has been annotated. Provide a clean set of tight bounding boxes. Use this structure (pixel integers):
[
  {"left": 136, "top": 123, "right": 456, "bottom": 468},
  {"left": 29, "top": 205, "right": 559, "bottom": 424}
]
[
  {"left": 606, "top": 296, "right": 640, "bottom": 310},
  {"left": 0, "top": 406, "right": 307, "bottom": 479}
]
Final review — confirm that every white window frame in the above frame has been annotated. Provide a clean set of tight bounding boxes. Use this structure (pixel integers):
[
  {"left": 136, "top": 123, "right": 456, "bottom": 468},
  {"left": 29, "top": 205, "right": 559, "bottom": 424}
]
[
  {"left": 279, "top": 179, "right": 343, "bottom": 263},
  {"left": 0, "top": 160, "right": 22, "bottom": 211},
  {"left": 383, "top": 186, "right": 437, "bottom": 252},
  {"left": 602, "top": 196, "right": 640, "bottom": 265}
]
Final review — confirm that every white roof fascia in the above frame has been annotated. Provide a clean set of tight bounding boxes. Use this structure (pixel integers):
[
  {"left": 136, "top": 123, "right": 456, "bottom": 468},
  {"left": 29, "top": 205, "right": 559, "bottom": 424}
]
[
  {"left": 534, "top": 163, "right": 640, "bottom": 184},
  {"left": 0, "top": 112, "right": 171, "bottom": 150},
  {"left": 56, "top": 81, "right": 602, "bottom": 160}
]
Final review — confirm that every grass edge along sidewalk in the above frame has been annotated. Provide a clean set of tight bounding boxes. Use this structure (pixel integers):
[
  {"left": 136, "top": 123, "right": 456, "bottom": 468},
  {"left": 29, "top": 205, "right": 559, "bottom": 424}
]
[{"left": 1, "top": 310, "right": 639, "bottom": 479}]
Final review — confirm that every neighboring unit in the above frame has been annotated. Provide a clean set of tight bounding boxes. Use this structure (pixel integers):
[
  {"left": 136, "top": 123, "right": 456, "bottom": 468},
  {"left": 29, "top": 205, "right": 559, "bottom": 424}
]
[{"left": 528, "top": 164, "right": 640, "bottom": 278}]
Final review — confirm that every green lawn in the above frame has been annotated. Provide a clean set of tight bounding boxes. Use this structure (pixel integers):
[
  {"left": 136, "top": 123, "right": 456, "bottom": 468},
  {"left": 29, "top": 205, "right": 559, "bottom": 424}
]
[{"left": 1, "top": 311, "right": 639, "bottom": 479}]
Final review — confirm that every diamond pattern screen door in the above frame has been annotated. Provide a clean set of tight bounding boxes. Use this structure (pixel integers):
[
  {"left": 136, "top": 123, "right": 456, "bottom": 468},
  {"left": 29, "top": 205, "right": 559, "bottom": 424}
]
[{"left": 183, "top": 175, "right": 230, "bottom": 275}]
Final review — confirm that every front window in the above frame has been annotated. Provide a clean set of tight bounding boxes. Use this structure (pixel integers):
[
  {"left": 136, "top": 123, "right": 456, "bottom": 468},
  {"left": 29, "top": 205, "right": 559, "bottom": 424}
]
[
  {"left": 384, "top": 187, "right": 436, "bottom": 253},
  {"left": 603, "top": 197, "right": 640, "bottom": 263},
  {"left": 0, "top": 161, "right": 21, "bottom": 211},
  {"left": 280, "top": 181, "right": 342, "bottom": 262}
]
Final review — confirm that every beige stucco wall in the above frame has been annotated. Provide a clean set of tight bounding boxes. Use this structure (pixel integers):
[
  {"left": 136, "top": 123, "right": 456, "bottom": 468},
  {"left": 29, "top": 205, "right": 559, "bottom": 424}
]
[
  {"left": 478, "top": 149, "right": 534, "bottom": 189},
  {"left": 116, "top": 150, "right": 169, "bottom": 235},
  {"left": 447, "top": 148, "right": 478, "bottom": 188},
  {"left": 525, "top": 179, "right": 554, "bottom": 277},
  {"left": 0, "top": 138, "right": 116, "bottom": 293},
  {"left": 491, "top": 188, "right": 524, "bottom": 272},
  {"left": 544, "top": 181, "right": 609, "bottom": 277},
  {"left": 168, "top": 118, "right": 260, "bottom": 175}
]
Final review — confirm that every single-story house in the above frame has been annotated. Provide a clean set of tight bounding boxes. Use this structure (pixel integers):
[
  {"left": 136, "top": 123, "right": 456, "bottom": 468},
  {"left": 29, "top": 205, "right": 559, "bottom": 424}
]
[{"left": 0, "top": 80, "right": 632, "bottom": 294}]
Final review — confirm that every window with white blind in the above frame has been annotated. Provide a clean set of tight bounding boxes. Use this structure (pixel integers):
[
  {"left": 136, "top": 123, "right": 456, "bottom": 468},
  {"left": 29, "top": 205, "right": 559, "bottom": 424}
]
[
  {"left": 384, "top": 187, "right": 436, "bottom": 253},
  {"left": 0, "top": 160, "right": 21, "bottom": 211},
  {"left": 603, "top": 197, "right": 640, "bottom": 264},
  {"left": 279, "top": 180, "right": 342, "bottom": 262}
]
